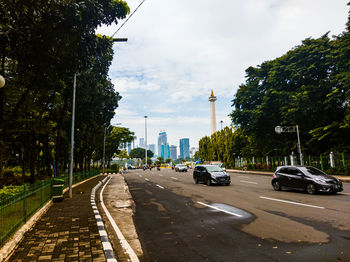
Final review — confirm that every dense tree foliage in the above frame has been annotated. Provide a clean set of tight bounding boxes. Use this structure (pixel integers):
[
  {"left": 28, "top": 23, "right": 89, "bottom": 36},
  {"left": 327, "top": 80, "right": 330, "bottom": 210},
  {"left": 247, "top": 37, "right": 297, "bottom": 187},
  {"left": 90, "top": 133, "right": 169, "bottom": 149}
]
[
  {"left": 0, "top": 0, "right": 130, "bottom": 182},
  {"left": 199, "top": 3, "right": 350, "bottom": 165},
  {"left": 99, "top": 126, "right": 134, "bottom": 167},
  {"left": 129, "top": 148, "right": 154, "bottom": 159}
]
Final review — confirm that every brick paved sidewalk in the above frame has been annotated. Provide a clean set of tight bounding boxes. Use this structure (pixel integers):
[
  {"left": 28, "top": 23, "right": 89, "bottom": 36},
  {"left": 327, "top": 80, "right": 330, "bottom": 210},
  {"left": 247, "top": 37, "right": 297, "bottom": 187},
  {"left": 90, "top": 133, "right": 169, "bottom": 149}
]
[{"left": 8, "top": 175, "right": 106, "bottom": 262}]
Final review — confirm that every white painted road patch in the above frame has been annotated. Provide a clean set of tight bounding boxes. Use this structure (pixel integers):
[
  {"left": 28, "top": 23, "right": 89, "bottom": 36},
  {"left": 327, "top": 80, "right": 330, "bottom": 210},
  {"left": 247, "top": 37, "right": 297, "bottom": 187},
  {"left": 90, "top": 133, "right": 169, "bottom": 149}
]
[
  {"left": 145, "top": 178, "right": 149, "bottom": 181},
  {"left": 259, "top": 196, "right": 325, "bottom": 209}
]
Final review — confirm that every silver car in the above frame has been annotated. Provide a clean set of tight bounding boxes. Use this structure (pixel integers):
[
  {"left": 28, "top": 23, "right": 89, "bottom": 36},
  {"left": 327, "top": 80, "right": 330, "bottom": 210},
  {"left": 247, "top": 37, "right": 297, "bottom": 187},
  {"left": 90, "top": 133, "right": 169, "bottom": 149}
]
[{"left": 175, "top": 164, "right": 187, "bottom": 172}]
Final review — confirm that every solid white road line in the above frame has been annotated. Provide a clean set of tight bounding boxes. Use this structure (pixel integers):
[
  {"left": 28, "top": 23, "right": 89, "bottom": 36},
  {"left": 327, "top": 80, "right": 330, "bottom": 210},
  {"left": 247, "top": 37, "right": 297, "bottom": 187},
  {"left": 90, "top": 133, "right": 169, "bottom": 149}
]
[
  {"left": 197, "top": 201, "right": 243, "bottom": 217},
  {"left": 259, "top": 196, "right": 325, "bottom": 209},
  {"left": 240, "top": 180, "right": 258, "bottom": 185},
  {"left": 156, "top": 184, "right": 165, "bottom": 189},
  {"left": 100, "top": 176, "right": 140, "bottom": 262},
  {"left": 171, "top": 177, "right": 178, "bottom": 180}
]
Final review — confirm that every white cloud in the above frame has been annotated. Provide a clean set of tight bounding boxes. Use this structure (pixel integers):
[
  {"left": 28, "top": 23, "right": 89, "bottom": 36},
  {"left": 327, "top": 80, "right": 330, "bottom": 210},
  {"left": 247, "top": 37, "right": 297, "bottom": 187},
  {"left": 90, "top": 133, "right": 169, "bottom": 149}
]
[{"left": 97, "top": 0, "right": 349, "bottom": 148}]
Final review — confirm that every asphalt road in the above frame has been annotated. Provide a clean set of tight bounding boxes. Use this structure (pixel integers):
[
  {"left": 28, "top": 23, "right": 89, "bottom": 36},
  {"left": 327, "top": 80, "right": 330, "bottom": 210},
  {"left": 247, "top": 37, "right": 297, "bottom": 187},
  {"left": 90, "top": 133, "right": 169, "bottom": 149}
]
[{"left": 123, "top": 168, "right": 350, "bottom": 262}]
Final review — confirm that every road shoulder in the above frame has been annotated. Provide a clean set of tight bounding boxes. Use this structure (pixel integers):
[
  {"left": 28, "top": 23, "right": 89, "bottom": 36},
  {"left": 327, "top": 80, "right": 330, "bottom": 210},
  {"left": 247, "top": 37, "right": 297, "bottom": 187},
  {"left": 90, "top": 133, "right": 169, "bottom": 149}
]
[{"left": 101, "top": 173, "right": 143, "bottom": 260}]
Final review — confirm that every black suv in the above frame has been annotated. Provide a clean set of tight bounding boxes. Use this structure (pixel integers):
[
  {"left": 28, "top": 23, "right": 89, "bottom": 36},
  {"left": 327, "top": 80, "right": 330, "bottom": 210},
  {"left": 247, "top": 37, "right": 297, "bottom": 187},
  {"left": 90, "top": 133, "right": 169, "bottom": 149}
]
[
  {"left": 193, "top": 165, "right": 230, "bottom": 186},
  {"left": 272, "top": 166, "right": 343, "bottom": 194}
]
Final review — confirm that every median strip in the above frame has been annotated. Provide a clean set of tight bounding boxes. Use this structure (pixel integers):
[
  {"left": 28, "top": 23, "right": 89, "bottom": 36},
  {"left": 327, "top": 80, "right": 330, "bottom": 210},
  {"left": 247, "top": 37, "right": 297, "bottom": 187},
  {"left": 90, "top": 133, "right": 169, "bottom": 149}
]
[{"left": 259, "top": 196, "right": 325, "bottom": 209}]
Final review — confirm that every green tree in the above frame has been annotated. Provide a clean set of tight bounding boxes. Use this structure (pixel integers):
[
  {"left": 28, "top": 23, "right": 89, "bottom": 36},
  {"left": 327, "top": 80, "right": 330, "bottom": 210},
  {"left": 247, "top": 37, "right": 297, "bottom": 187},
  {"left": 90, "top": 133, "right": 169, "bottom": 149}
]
[
  {"left": 0, "top": 0, "right": 130, "bottom": 180},
  {"left": 129, "top": 148, "right": 154, "bottom": 159}
]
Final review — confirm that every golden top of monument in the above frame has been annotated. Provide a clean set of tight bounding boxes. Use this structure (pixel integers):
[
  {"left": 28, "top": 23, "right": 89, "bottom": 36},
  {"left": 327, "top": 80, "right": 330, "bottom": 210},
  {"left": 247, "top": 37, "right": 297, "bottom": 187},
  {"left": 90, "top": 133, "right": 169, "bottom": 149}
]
[{"left": 211, "top": 90, "right": 214, "bottom": 97}]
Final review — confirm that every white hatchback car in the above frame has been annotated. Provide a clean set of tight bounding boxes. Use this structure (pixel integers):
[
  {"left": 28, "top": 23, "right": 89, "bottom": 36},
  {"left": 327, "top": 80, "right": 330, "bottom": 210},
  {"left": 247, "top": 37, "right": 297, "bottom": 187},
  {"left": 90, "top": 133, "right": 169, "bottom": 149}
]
[{"left": 175, "top": 164, "right": 188, "bottom": 172}]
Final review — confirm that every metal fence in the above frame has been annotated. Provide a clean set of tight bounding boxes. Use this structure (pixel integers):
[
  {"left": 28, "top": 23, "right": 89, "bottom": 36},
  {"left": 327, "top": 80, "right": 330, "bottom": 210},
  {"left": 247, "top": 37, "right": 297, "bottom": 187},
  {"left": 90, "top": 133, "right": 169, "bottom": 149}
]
[
  {"left": 234, "top": 152, "right": 350, "bottom": 173},
  {"left": 0, "top": 170, "right": 99, "bottom": 248}
]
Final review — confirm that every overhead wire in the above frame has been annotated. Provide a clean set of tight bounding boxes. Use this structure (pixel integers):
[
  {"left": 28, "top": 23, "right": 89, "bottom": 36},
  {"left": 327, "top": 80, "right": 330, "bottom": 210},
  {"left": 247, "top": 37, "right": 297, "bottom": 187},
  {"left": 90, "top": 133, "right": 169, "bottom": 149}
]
[{"left": 111, "top": 0, "right": 147, "bottom": 37}]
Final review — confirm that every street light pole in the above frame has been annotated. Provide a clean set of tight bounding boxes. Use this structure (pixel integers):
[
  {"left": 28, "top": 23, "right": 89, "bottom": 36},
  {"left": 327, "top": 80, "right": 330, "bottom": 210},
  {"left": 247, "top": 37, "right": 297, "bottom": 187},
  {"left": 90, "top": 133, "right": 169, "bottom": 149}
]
[
  {"left": 144, "top": 116, "right": 147, "bottom": 166},
  {"left": 69, "top": 73, "right": 76, "bottom": 198},
  {"left": 220, "top": 120, "right": 223, "bottom": 130},
  {"left": 296, "top": 125, "right": 303, "bottom": 165},
  {"left": 0, "top": 75, "right": 5, "bottom": 177},
  {"left": 102, "top": 126, "right": 106, "bottom": 175}
]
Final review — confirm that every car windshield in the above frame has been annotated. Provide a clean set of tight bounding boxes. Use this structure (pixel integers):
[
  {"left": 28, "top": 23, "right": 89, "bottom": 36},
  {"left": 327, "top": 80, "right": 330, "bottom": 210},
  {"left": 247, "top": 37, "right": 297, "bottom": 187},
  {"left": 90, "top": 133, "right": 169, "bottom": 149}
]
[
  {"left": 300, "top": 166, "right": 327, "bottom": 176},
  {"left": 206, "top": 165, "right": 223, "bottom": 172}
]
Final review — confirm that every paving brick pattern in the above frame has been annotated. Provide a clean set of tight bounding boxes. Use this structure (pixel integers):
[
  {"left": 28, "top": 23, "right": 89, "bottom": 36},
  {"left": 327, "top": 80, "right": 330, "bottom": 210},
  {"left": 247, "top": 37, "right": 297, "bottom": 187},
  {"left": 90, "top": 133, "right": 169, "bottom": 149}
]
[{"left": 9, "top": 176, "right": 106, "bottom": 262}]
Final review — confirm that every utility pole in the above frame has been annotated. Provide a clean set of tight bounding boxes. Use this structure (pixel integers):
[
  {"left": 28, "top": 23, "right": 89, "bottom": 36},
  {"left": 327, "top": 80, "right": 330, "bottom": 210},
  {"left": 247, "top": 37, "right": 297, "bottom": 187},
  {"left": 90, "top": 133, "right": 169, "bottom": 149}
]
[
  {"left": 144, "top": 116, "right": 148, "bottom": 166},
  {"left": 69, "top": 73, "right": 76, "bottom": 198}
]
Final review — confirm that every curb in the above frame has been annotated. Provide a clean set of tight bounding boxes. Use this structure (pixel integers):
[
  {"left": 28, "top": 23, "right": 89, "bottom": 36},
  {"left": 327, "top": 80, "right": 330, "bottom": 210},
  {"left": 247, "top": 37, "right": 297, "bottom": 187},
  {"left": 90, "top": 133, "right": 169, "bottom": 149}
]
[
  {"left": 91, "top": 176, "right": 117, "bottom": 262},
  {"left": 0, "top": 174, "right": 102, "bottom": 262}
]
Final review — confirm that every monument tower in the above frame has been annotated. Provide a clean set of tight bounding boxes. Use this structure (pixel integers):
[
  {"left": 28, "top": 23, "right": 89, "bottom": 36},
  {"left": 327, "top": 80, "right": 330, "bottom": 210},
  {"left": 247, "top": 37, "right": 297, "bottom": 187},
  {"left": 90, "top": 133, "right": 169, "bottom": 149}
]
[{"left": 208, "top": 90, "right": 217, "bottom": 134}]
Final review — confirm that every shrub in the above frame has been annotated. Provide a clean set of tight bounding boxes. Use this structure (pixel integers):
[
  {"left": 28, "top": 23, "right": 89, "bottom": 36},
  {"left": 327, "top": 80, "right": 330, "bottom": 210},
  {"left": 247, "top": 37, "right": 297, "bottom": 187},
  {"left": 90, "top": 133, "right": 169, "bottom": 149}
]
[{"left": 0, "top": 185, "right": 24, "bottom": 200}]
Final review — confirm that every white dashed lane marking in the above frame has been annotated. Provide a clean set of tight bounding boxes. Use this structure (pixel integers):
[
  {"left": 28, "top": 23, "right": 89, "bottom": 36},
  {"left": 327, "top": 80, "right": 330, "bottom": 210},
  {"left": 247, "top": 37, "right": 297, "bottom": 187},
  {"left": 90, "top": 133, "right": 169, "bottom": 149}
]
[
  {"left": 259, "top": 196, "right": 325, "bottom": 209},
  {"left": 156, "top": 184, "right": 165, "bottom": 189},
  {"left": 240, "top": 180, "right": 258, "bottom": 185},
  {"left": 197, "top": 201, "right": 243, "bottom": 217},
  {"left": 171, "top": 177, "right": 178, "bottom": 180}
]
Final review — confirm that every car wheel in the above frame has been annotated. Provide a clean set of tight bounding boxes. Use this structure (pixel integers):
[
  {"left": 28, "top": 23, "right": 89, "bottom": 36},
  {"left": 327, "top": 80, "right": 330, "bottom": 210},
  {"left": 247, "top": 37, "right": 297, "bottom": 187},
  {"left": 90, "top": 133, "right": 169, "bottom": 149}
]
[
  {"left": 225, "top": 182, "right": 230, "bottom": 186},
  {"left": 272, "top": 181, "right": 281, "bottom": 191},
  {"left": 306, "top": 183, "right": 316, "bottom": 194},
  {"left": 206, "top": 177, "right": 212, "bottom": 186},
  {"left": 195, "top": 177, "right": 199, "bottom": 184}
]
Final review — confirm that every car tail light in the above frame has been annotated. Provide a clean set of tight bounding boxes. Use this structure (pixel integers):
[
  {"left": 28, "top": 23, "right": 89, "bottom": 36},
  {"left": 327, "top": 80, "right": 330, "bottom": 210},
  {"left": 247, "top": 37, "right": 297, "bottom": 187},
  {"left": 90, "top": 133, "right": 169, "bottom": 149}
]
[{"left": 272, "top": 174, "right": 276, "bottom": 178}]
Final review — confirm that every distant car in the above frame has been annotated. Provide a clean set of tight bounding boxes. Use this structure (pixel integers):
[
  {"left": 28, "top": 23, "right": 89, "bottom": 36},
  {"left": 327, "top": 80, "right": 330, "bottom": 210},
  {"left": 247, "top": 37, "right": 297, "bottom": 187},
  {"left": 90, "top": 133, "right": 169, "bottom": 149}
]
[
  {"left": 127, "top": 165, "right": 136, "bottom": 170},
  {"left": 193, "top": 165, "right": 230, "bottom": 186},
  {"left": 272, "top": 166, "right": 343, "bottom": 194},
  {"left": 175, "top": 164, "right": 187, "bottom": 172}
]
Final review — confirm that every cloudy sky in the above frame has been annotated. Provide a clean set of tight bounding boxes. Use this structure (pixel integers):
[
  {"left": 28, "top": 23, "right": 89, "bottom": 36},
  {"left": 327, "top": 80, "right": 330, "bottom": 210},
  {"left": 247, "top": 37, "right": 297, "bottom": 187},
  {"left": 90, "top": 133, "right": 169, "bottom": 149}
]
[{"left": 96, "top": 0, "right": 348, "bottom": 153}]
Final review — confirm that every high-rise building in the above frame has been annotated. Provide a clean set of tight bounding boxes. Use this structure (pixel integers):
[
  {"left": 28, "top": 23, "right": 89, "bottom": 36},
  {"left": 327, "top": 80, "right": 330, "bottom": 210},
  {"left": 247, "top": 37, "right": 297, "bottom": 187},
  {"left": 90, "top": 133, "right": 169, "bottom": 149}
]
[
  {"left": 170, "top": 145, "right": 177, "bottom": 160},
  {"left": 157, "top": 131, "right": 167, "bottom": 155},
  {"left": 148, "top": 144, "right": 156, "bottom": 154},
  {"left": 179, "top": 138, "right": 190, "bottom": 159},
  {"left": 190, "top": 147, "right": 198, "bottom": 157},
  {"left": 160, "top": 144, "right": 170, "bottom": 160},
  {"left": 139, "top": 138, "right": 145, "bottom": 148},
  {"left": 127, "top": 142, "right": 131, "bottom": 154}
]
